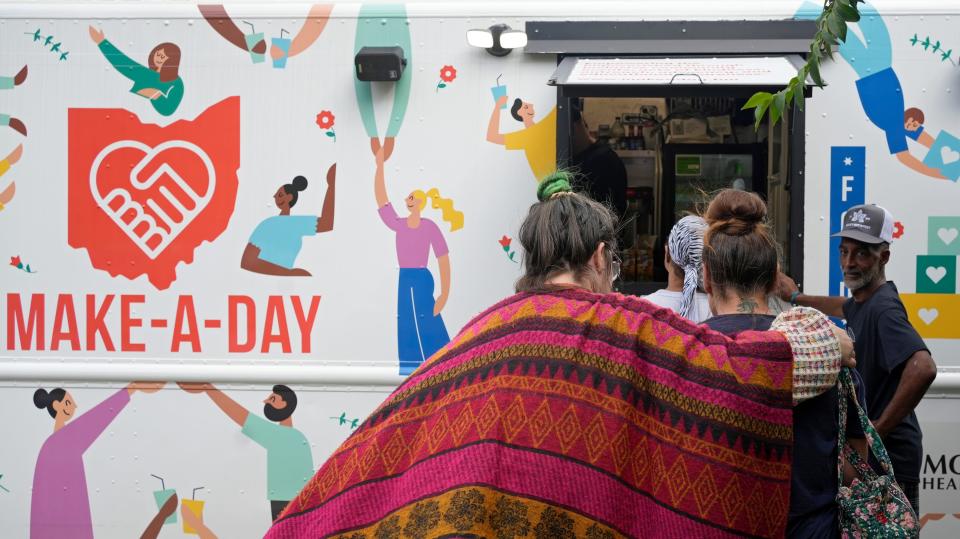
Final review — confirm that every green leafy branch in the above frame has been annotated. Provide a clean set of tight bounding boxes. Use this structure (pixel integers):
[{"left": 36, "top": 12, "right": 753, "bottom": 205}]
[{"left": 742, "top": 0, "right": 864, "bottom": 129}]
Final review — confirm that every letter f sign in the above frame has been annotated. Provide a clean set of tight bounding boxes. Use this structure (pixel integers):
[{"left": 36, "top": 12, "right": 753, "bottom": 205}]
[{"left": 842, "top": 175, "right": 855, "bottom": 202}]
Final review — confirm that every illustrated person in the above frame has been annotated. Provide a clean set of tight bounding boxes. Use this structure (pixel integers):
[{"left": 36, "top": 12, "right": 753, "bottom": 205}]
[
  {"left": 355, "top": 4, "right": 412, "bottom": 162},
  {"left": 199, "top": 4, "right": 332, "bottom": 65},
  {"left": 777, "top": 203, "right": 938, "bottom": 512},
  {"left": 570, "top": 102, "right": 627, "bottom": 218},
  {"left": 0, "top": 144, "right": 24, "bottom": 211},
  {"left": 266, "top": 172, "right": 855, "bottom": 538},
  {"left": 177, "top": 383, "right": 314, "bottom": 522},
  {"left": 700, "top": 190, "right": 870, "bottom": 538},
  {"left": 241, "top": 164, "right": 336, "bottom": 276},
  {"left": 798, "top": 2, "right": 944, "bottom": 179},
  {"left": 140, "top": 491, "right": 179, "bottom": 539},
  {"left": 1, "top": 65, "right": 28, "bottom": 135},
  {"left": 644, "top": 215, "right": 712, "bottom": 323},
  {"left": 30, "top": 382, "right": 166, "bottom": 539},
  {"left": 88, "top": 26, "right": 185, "bottom": 117},
  {"left": 375, "top": 148, "right": 462, "bottom": 375},
  {"left": 486, "top": 94, "right": 558, "bottom": 181}
]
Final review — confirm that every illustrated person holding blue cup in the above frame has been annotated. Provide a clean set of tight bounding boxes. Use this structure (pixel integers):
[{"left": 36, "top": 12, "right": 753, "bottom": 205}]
[
  {"left": 88, "top": 26, "right": 184, "bottom": 117},
  {"left": 486, "top": 90, "right": 558, "bottom": 182},
  {"left": 199, "top": 4, "right": 332, "bottom": 68}
]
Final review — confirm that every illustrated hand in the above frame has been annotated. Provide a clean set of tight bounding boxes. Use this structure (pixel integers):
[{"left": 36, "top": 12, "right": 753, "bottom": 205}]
[
  {"left": 177, "top": 382, "right": 214, "bottom": 393},
  {"left": 433, "top": 293, "right": 448, "bottom": 316},
  {"left": 6, "top": 144, "right": 23, "bottom": 165},
  {"left": 775, "top": 271, "right": 799, "bottom": 303},
  {"left": 326, "top": 163, "right": 336, "bottom": 186},
  {"left": 250, "top": 39, "right": 267, "bottom": 54},
  {"left": 832, "top": 326, "right": 856, "bottom": 369},
  {"left": 270, "top": 44, "right": 285, "bottom": 61},
  {"left": 496, "top": 95, "right": 509, "bottom": 108},
  {"left": 370, "top": 137, "right": 382, "bottom": 158},
  {"left": 289, "top": 268, "right": 312, "bottom": 277},
  {"left": 375, "top": 146, "right": 386, "bottom": 169},
  {"left": 89, "top": 26, "right": 105, "bottom": 44},
  {"left": 129, "top": 381, "right": 166, "bottom": 394},
  {"left": 159, "top": 492, "right": 179, "bottom": 519}
]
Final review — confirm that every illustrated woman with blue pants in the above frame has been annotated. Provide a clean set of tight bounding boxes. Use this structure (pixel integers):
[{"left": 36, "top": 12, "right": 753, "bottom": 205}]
[{"left": 374, "top": 148, "right": 462, "bottom": 375}]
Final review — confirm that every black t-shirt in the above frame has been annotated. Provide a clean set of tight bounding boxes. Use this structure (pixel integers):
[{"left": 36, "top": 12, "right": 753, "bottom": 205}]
[
  {"left": 705, "top": 314, "right": 867, "bottom": 539},
  {"left": 843, "top": 281, "right": 929, "bottom": 481},
  {"left": 572, "top": 141, "right": 628, "bottom": 218}
]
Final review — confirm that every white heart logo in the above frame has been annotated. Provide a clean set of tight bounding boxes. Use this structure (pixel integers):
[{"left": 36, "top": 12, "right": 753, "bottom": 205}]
[
  {"left": 918, "top": 308, "right": 939, "bottom": 325},
  {"left": 942, "top": 146, "right": 960, "bottom": 165},
  {"left": 89, "top": 140, "right": 216, "bottom": 260},
  {"left": 937, "top": 227, "right": 958, "bottom": 246},
  {"left": 925, "top": 266, "right": 948, "bottom": 284}
]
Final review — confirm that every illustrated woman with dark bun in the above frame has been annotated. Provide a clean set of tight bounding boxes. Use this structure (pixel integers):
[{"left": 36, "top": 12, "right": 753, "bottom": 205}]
[
  {"left": 30, "top": 383, "right": 164, "bottom": 538},
  {"left": 241, "top": 165, "right": 336, "bottom": 277}
]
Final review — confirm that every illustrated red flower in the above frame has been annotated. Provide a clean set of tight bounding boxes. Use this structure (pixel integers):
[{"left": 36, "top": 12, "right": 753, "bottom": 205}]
[
  {"left": 10, "top": 255, "right": 21, "bottom": 267},
  {"left": 439, "top": 65, "right": 457, "bottom": 83},
  {"left": 893, "top": 221, "right": 905, "bottom": 239},
  {"left": 315, "top": 111, "right": 335, "bottom": 130},
  {"left": 499, "top": 235, "right": 512, "bottom": 250}
]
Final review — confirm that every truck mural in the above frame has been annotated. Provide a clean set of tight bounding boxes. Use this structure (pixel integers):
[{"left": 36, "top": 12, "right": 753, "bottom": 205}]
[{"left": 1, "top": 1, "right": 958, "bottom": 537}]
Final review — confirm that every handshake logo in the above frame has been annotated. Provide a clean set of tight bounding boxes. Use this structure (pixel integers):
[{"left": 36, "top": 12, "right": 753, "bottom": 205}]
[{"left": 69, "top": 98, "right": 240, "bottom": 289}]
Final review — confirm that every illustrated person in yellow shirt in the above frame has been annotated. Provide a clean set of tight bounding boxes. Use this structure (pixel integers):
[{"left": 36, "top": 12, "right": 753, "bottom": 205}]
[{"left": 486, "top": 95, "right": 557, "bottom": 181}]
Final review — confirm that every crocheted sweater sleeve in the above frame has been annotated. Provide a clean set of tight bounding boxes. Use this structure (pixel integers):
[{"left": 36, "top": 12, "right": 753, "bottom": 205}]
[{"left": 771, "top": 306, "right": 842, "bottom": 405}]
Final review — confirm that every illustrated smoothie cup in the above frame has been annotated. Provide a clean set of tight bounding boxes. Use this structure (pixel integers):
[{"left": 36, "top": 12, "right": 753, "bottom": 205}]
[
  {"left": 182, "top": 487, "right": 206, "bottom": 534},
  {"left": 272, "top": 29, "right": 291, "bottom": 69},
  {"left": 243, "top": 21, "right": 265, "bottom": 64},
  {"left": 150, "top": 474, "right": 177, "bottom": 525},
  {"left": 491, "top": 74, "right": 507, "bottom": 109}
]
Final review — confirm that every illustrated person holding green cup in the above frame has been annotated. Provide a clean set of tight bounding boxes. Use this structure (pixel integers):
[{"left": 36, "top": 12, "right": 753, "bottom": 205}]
[
  {"left": 199, "top": 4, "right": 332, "bottom": 67},
  {"left": 141, "top": 490, "right": 178, "bottom": 539},
  {"left": 149, "top": 474, "right": 177, "bottom": 526}
]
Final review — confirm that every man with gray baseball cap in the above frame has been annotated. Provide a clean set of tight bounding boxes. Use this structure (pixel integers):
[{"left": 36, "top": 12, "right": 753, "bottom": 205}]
[{"left": 777, "top": 203, "right": 937, "bottom": 512}]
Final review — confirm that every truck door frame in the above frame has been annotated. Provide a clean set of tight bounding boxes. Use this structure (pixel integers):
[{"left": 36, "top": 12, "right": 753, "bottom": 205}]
[{"left": 526, "top": 19, "right": 813, "bottom": 288}]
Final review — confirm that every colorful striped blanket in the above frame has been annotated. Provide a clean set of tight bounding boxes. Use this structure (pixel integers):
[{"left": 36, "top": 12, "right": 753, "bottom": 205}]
[{"left": 267, "top": 288, "right": 799, "bottom": 538}]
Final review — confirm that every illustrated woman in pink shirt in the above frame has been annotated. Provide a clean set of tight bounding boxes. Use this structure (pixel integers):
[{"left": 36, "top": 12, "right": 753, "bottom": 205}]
[
  {"left": 30, "top": 382, "right": 164, "bottom": 539},
  {"left": 374, "top": 149, "right": 463, "bottom": 374}
]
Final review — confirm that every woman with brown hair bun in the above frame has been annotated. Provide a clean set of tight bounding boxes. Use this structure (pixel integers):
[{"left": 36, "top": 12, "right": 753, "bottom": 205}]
[
  {"left": 267, "top": 174, "right": 854, "bottom": 539},
  {"left": 700, "top": 189, "right": 869, "bottom": 538}
]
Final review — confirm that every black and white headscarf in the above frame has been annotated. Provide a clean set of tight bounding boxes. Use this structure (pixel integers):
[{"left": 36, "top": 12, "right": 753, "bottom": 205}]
[{"left": 668, "top": 216, "right": 708, "bottom": 319}]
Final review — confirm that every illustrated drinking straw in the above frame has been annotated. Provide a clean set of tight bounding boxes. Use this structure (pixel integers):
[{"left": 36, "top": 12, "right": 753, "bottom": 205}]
[
  {"left": 280, "top": 28, "right": 289, "bottom": 40},
  {"left": 192, "top": 486, "right": 205, "bottom": 499},
  {"left": 243, "top": 21, "right": 256, "bottom": 34},
  {"left": 151, "top": 474, "right": 165, "bottom": 491},
  {"left": 497, "top": 73, "right": 502, "bottom": 86}
]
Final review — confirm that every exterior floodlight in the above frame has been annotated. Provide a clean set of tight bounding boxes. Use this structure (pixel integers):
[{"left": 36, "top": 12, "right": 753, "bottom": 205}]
[
  {"left": 466, "top": 24, "right": 527, "bottom": 56},
  {"left": 466, "top": 29, "right": 494, "bottom": 49},
  {"left": 499, "top": 30, "right": 528, "bottom": 50}
]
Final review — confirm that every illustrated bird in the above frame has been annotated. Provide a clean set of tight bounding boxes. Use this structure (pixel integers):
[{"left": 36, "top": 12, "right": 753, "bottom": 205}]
[
  {"left": 31, "top": 28, "right": 42, "bottom": 41},
  {"left": 910, "top": 33, "right": 919, "bottom": 46},
  {"left": 921, "top": 36, "right": 931, "bottom": 50},
  {"left": 43, "top": 35, "right": 54, "bottom": 46},
  {"left": 932, "top": 40, "right": 942, "bottom": 53},
  {"left": 51, "top": 42, "right": 61, "bottom": 53},
  {"left": 942, "top": 49, "right": 953, "bottom": 62},
  {"left": 59, "top": 51, "right": 69, "bottom": 61}
]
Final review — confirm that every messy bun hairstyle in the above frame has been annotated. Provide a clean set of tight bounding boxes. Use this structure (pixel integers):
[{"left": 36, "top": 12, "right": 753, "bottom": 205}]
[
  {"left": 516, "top": 171, "right": 619, "bottom": 293},
  {"left": 282, "top": 176, "right": 308, "bottom": 207},
  {"left": 34, "top": 388, "right": 67, "bottom": 419},
  {"left": 702, "top": 189, "right": 779, "bottom": 299}
]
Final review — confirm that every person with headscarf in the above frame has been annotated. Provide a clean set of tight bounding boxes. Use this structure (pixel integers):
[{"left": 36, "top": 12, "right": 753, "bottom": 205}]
[
  {"left": 645, "top": 215, "right": 712, "bottom": 322},
  {"left": 266, "top": 172, "right": 854, "bottom": 539}
]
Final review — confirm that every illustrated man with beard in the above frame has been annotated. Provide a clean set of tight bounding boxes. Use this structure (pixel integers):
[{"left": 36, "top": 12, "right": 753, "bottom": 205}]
[
  {"left": 178, "top": 383, "right": 314, "bottom": 521},
  {"left": 776, "top": 204, "right": 937, "bottom": 512}
]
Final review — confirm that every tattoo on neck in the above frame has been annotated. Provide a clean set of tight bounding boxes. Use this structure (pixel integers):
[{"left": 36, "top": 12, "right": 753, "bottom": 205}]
[{"left": 737, "top": 297, "right": 759, "bottom": 313}]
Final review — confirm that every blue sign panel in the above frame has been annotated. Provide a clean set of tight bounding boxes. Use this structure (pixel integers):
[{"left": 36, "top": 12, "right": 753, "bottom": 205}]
[{"left": 829, "top": 147, "right": 866, "bottom": 297}]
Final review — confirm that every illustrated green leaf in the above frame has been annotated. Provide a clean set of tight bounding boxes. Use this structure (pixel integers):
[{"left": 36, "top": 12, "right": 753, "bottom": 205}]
[
  {"left": 438, "top": 83, "right": 446, "bottom": 88},
  {"left": 26, "top": 264, "right": 31, "bottom": 272},
  {"left": 16, "top": 263, "right": 23, "bottom": 270},
  {"left": 325, "top": 131, "right": 335, "bottom": 137}
]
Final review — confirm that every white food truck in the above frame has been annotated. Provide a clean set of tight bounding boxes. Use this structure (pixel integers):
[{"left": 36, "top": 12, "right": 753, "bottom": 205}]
[{"left": 0, "top": 0, "right": 958, "bottom": 536}]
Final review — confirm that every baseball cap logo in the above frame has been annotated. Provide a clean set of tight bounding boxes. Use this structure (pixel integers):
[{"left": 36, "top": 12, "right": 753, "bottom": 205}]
[
  {"left": 848, "top": 209, "right": 870, "bottom": 225},
  {"left": 69, "top": 97, "right": 240, "bottom": 289}
]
